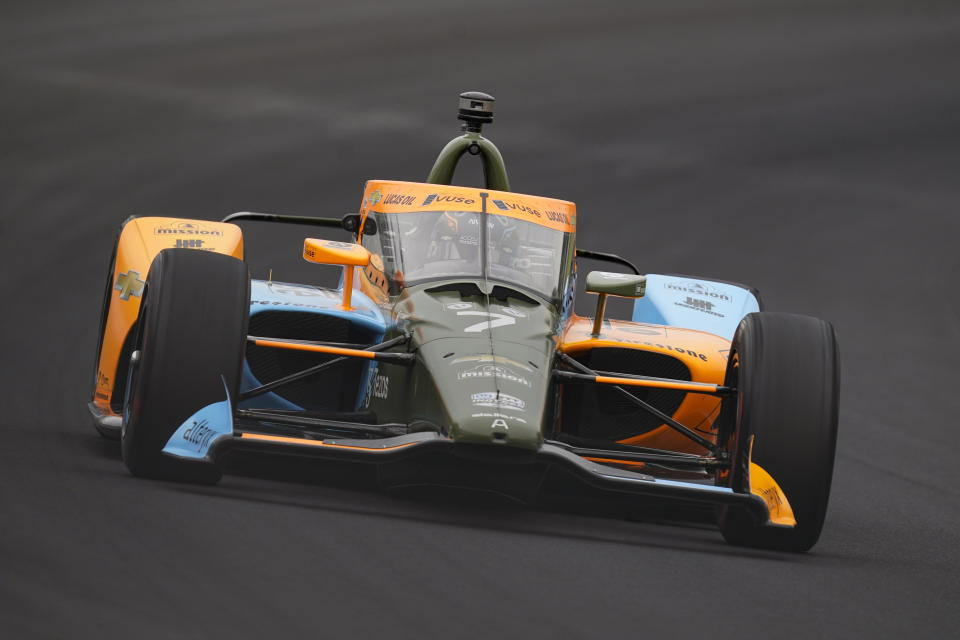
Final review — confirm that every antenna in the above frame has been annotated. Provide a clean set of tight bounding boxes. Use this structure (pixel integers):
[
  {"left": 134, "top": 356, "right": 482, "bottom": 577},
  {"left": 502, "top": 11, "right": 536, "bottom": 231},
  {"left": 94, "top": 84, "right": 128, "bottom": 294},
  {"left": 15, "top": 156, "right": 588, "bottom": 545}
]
[
  {"left": 457, "top": 91, "right": 495, "bottom": 133},
  {"left": 427, "top": 91, "right": 510, "bottom": 191}
]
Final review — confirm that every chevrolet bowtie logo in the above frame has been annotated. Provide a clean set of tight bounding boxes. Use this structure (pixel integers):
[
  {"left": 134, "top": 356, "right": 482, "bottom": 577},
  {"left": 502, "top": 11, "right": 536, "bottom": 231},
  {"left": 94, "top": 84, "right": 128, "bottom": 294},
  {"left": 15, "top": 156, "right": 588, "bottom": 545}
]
[{"left": 115, "top": 270, "right": 145, "bottom": 301}]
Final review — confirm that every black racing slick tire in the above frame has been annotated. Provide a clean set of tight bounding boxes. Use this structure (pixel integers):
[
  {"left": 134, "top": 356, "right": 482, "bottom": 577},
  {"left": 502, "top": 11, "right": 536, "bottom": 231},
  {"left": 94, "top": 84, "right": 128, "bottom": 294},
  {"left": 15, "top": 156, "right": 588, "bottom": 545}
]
[
  {"left": 718, "top": 312, "right": 840, "bottom": 552},
  {"left": 121, "top": 249, "right": 249, "bottom": 483}
]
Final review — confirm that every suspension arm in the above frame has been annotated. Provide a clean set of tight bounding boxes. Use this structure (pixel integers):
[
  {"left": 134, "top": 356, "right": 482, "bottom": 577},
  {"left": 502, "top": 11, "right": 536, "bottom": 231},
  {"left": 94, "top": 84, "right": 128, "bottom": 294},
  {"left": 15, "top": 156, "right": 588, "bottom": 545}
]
[{"left": 555, "top": 352, "right": 721, "bottom": 454}]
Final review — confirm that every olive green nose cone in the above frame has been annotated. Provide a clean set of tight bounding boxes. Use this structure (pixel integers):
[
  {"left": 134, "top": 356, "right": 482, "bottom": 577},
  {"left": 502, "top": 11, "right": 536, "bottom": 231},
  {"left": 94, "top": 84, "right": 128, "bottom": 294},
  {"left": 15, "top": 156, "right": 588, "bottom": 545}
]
[{"left": 418, "top": 340, "right": 549, "bottom": 450}]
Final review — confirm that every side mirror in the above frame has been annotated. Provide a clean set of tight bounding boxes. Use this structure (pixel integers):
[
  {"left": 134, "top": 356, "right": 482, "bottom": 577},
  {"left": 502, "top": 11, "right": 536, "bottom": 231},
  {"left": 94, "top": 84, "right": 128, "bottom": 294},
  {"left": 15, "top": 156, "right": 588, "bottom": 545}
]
[
  {"left": 341, "top": 213, "right": 377, "bottom": 236},
  {"left": 585, "top": 271, "right": 647, "bottom": 337},
  {"left": 303, "top": 238, "right": 371, "bottom": 310}
]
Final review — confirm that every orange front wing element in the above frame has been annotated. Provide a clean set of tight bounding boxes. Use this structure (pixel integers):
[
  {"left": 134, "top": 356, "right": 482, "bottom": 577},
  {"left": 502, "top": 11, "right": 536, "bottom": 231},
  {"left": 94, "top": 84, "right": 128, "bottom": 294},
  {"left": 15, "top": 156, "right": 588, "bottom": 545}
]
[{"left": 749, "top": 462, "right": 797, "bottom": 527}]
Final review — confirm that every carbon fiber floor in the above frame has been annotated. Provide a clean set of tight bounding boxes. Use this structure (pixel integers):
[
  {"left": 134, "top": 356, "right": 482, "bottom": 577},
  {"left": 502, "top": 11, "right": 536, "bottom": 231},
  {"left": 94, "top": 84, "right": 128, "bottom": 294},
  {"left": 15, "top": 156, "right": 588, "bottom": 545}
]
[{"left": 2, "top": 1, "right": 958, "bottom": 637}]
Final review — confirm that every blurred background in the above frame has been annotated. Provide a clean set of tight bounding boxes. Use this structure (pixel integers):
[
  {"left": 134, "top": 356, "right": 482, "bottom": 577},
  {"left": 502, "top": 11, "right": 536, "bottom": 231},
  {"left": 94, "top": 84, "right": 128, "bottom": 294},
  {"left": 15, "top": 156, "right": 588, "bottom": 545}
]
[{"left": 1, "top": 1, "right": 958, "bottom": 637}]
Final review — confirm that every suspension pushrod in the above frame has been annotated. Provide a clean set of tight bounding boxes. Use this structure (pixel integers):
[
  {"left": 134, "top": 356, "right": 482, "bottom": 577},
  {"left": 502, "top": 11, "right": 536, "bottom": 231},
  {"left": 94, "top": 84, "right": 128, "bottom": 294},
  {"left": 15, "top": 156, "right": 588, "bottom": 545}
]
[
  {"left": 556, "top": 352, "right": 719, "bottom": 453},
  {"left": 553, "top": 369, "right": 731, "bottom": 395},
  {"left": 249, "top": 336, "right": 415, "bottom": 364},
  {"left": 545, "top": 440, "right": 723, "bottom": 469},
  {"left": 240, "top": 334, "right": 411, "bottom": 400},
  {"left": 591, "top": 369, "right": 735, "bottom": 395}
]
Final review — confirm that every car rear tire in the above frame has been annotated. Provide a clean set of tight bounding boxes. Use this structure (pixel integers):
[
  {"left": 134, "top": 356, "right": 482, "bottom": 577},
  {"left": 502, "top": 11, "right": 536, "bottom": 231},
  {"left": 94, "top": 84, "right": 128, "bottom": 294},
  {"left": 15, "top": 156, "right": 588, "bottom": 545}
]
[
  {"left": 121, "top": 249, "right": 250, "bottom": 483},
  {"left": 717, "top": 312, "right": 840, "bottom": 552}
]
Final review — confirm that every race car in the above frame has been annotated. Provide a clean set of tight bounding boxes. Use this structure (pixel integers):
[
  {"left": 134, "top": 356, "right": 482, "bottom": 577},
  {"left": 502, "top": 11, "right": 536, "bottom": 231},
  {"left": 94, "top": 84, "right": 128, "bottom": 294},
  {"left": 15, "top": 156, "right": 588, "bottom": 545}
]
[{"left": 89, "top": 92, "right": 840, "bottom": 552}]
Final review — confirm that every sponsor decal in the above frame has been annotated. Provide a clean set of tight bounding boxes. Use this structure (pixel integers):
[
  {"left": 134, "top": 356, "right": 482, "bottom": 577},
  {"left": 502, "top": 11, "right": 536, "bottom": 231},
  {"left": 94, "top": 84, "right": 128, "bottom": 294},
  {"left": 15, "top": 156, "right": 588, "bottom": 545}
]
[
  {"left": 251, "top": 300, "right": 341, "bottom": 310},
  {"left": 758, "top": 484, "right": 785, "bottom": 518},
  {"left": 361, "top": 364, "right": 388, "bottom": 407},
  {"left": 97, "top": 370, "right": 109, "bottom": 389},
  {"left": 675, "top": 296, "right": 725, "bottom": 317},
  {"left": 154, "top": 221, "right": 223, "bottom": 236},
  {"left": 664, "top": 280, "right": 732, "bottom": 302},
  {"left": 489, "top": 199, "right": 575, "bottom": 230},
  {"left": 367, "top": 190, "right": 383, "bottom": 206},
  {"left": 319, "top": 240, "right": 357, "bottom": 250},
  {"left": 614, "top": 323, "right": 663, "bottom": 336},
  {"left": 489, "top": 199, "right": 541, "bottom": 218},
  {"left": 421, "top": 193, "right": 476, "bottom": 206},
  {"left": 372, "top": 373, "right": 389, "bottom": 400},
  {"left": 497, "top": 306, "right": 527, "bottom": 318},
  {"left": 458, "top": 310, "right": 517, "bottom": 333},
  {"left": 383, "top": 193, "right": 415, "bottom": 206},
  {"left": 175, "top": 238, "right": 204, "bottom": 249},
  {"left": 266, "top": 284, "right": 340, "bottom": 298},
  {"left": 471, "top": 392, "right": 525, "bottom": 411},
  {"left": 452, "top": 354, "right": 534, "bottom": 372},
  {"left": 471, "top": 412, "right": 528, "bottom": 424},
  {"left": 444, "top": 302, "right": 524, "bottom": 318},
  {"left": 638, "top": 342, "right": 708, "bottom": 362},
  {"left": 457, "top": 364, "right": 532, "bottom": 387},
  {"left": 362, "top": 364, "right": 377, "bottom": 408},
  {"left": 114, "top": 270, "right": 145, "bottom": 301},
  {"left": 580, "top": 327, "right": 708, "bottom": 360},
  {"left": 182, "top": 419, "right": 216, "bottom": 452}
]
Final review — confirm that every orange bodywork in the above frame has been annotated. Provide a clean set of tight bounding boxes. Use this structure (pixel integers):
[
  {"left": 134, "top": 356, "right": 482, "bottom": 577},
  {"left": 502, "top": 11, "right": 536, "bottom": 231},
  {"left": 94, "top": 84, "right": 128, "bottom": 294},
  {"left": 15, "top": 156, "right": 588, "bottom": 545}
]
[
  {"left": 358, "top": 180, "right": 576, "bottom": 232},
  {"left": 355, "top": 180, "right": 576, "bottom": 307},
  {"left": 92, "top": 217, "right": 243, "bottom": 416},
  {"left": 303, "top": 238, "right": 371, "bottom": 267},
  {"left": 302, "top": 238, "right": 371, "bottom": 310},
  {"left": 749, "top": 461, "right": 796, "bottom": 526},
  {"left": 560, "top": 315, "right": 731, "bottom": 454}
]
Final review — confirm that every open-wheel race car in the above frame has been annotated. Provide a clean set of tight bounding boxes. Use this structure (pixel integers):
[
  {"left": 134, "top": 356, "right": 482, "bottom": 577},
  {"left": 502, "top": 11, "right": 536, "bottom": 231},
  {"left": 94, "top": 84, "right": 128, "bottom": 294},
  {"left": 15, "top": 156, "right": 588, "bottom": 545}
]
[{"left": 90, "top": 92, "right": 840, "bottom": 552}]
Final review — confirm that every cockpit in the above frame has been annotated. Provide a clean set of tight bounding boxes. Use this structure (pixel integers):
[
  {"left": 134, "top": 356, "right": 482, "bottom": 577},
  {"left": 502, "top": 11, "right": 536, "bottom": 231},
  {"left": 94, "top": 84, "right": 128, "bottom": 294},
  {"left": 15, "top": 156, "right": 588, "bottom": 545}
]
[{"left": 361, "top": 208, "right": 573, "bottom": 301}]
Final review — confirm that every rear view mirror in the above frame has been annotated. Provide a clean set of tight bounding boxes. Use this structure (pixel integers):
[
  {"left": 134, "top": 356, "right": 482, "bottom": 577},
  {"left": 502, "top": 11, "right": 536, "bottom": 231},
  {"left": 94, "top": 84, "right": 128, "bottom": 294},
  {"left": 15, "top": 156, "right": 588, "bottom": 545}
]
[
  {"left": 341, "top": 213, "right": 377, "bottom": 236},
  {"left": 586, "top": 271, "right": 646, "bottom": 298},
  {"left": 303, "top": 239, "right": 371, "bottom": 310},
  {"left": 303, "top": 238, "right": 371, "bottom": 267},
  {"left": 585, "top": 271, "right": 647, "bottom": 336}
]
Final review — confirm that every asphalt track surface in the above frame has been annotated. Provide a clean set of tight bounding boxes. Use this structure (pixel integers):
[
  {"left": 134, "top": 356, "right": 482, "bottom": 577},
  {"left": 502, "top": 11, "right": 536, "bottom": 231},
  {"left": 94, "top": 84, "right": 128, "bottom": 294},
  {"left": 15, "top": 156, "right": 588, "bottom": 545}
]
[{"left": 2, "top": 1, "right": 959, "bottom": 637}]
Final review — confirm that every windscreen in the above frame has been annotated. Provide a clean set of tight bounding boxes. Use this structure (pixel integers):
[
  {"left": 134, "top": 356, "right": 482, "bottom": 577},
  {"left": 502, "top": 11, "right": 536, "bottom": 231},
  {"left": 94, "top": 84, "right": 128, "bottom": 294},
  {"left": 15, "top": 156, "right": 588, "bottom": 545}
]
[{"left": 365, "top": 210, "right": 573, "bottom": 300}]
